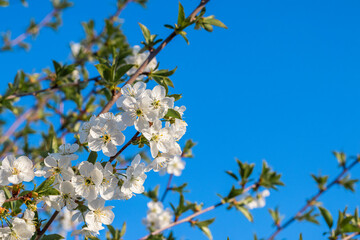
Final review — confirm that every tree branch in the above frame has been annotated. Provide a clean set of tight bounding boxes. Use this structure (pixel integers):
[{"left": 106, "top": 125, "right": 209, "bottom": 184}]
[
  {"left": 0, "top": 107, "right": 35, "bottom": 144},
  {"left": 161, "top": 174, "right": 173, "bottom": 202},
  {"left": 34, "top": 210, "right": 60, "bottom": 240},
  {"left": 267, "top": 158, "right": 359, "bottom": 240},
  {"left": 5, "top": 76, "right": 100, "bottom": 100},
  {"left": 98, "top": 0, "right": 210, "bottom": 115},
  {"left": 2, "top": 9, "right": 59, "bottom": 50},
  {"left": 109, "top": 131, "right": 140, "bottom": 163},
  {"left": 139, "top": 183, "right": 255, "bottom": 240},
  {"left": 342, "top": 232, "right": 360, "bottom": 240}
]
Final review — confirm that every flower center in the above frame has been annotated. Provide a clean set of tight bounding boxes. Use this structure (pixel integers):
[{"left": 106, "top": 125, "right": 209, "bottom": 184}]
[
  {"left": 136, "top": 108, "right": 143, "bottom": 117},
  {"left": 85, "top": 178, "right": 94, "bottom": 186},
  {"left": 152, "top": 100, "right": 161, "bottom": 109},
  {"left": 101, "top": 133, "right": 111, "bottom": 144},
  {"left": 151, "top": 134, "right": 160, "bottom": 142},
  {"left": 12, "top": 168, "right": 20, "bottom": 175},
  {"left": 53, "top": 167, "right": 61, "bottom": 174}
]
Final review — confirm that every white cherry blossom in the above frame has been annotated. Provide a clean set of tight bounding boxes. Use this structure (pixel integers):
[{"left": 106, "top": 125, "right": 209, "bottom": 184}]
[
  {"left": 143, "top": 201, "right": 173, "bottom": 231},
  {"left": 142, "top": 119, "right": 173, "bottom": 158},
  {"left": 0, "top": 190, "right": 5, "bottom": 207},
  {"left": 85, "top": 198, "right": 115, "bottom": 232},
  {"left": 173, "top": 105, "right": 186, "bottom": 117},
  {"left": 72, "top": 162, "right": 103, "bottom": 201},
  {"left": 43, "top": 155, "right": 74, "bottom": 183},
  {"left": 121, "top": 154, "right": 147, "bottom": 195},
  {"left": 88, "top": 115, "right": 125, "bottom": 157},
  {"left": 116, "top": 82, "right": 148, "bottom": 108},
  {"left": 120, "top": 96, "right": 154, "bottom": 131},
  {"left": 79, "top": 115, "right": 98, "bottom": 144},
  {"left": 48, "top": 181, "right": 78, "bottom": 211},
  {"left": 0, "top": 155, "right": 34, "bottom": 185},
  {"left": 125, "top": 45, "right": 157, "bottom": 77},
  {"left": 145, "top": 85, "right": 174, "bottom": 119},
  {"left": 94, "top": 162, "right": 118, "bottom": 200},
  {"left": 51, "top": 143, "right": 79, "bottom": 161},
  {"left": 165, "top": 155, "right": 185, "bottom": 176},
  {"left": 246, "top": 189, "right": 270, "bottom": 209}
]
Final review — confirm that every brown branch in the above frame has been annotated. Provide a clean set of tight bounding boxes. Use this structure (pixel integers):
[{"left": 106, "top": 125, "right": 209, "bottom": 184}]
[
  {"left": 109, "top": 131, "right": 140, "bottom": 163},
  {"left": 161, "top": 174, "right": 174, "bottom": 202},
  {"left": 139, "top": 183, "right": 255, "bottom": 240},
  {"left": 82, "top": 0, "right": 133, "bottom": 53},
  {"left": 0, "top": 107, "right": 35, "bottom": 144},
  {"left": 3, "top": 9, "right": 59, "bottom": 50},
  {"left": 342, "top": 232, "right": 360, "bottom": 240},
  {"left": 5, "top": 76, "right": 100, "bottom": 100},
  {"left": 34, "top": 210, "right": 60, "bottom": 240},
  {"left": 98, "top": 0, "right": 210, "bottom": 115},
  {"left": 4, "top": 195, "right": 30, "bottom": 203},
  {"left": 267, "top": 159, "right": 359, "bottom": 240}
]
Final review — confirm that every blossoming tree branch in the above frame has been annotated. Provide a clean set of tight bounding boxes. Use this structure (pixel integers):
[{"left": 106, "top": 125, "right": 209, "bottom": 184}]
[{"left": 0, "top": 0, "right": 359, "bottom": 240}]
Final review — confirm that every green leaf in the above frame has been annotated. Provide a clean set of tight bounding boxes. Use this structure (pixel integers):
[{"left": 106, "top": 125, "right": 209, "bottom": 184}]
[
  {"left": 311, "top": 174, "right": 328, "bottom": 190},
  {"left": 318, "top": 206, "right": 333, "bottom": 229},
  {"left": 120, "top": 222, "right": 126, "bottom": 237},
  {"left": 154, "top": 67, "right": 177, "bottom": 77},
  {"left": 138, "top": 23, "right": 151, "bottom": 43},
  {"left": 203, "top": 23, "right": 213, "bottom": 32},
  {"left": 296, "top": 208, "right": 319, "bottom": 225},
  {"left": 168, "top": 94, "right": 182, "bottom": 101},
  {"left": 338, "top": 174, "right": 358, "bottom": 192},
  {"left": 87, "top": 151, "right": 98, "bottom": 164},
  {"left": 165, "top": 109, "right": 182, "bottom": 119},
  {"left": 41, "top": 234, "right": 64, "bottom": 240},
  {"left": 333, "top": 151, "right": 346, "bottom": 167},
  {"left": 35, "top": 176, "right": 55, "bottom": 194},
  {"left": 2, "top": 187, "right": 14, "bottom": 210},
  {"left": 116, "top": 64, "right": 134, "bottom": 79},
  {"left": 0, "top": 0, "right": 9, "bottom": 7},
  {"left": 182, "top": 139, "right": 196, "bottom": 158},
  {"left": 235, "top": 205, "right": 253, "bottom": 222},
  {"left": 179, "top": 31, "right": 189, "bottom": 45},
  {"left": 227, "top": 186, "right": 243, "bottom": 199},
  {"left": 205, "top": 18, "right": 228, "bottom": 29},
  {"left": 177, "top": 2, "right": 186, "bottom": 26},
  {"left": 225, "top": 170, "right": 239, "bottom": 181},
  {"left": 95, "top": 63, "right": 112, "bottom": 81},
  {"left": 164, "top": 24, "right": 174, "bottom": 29},
  {"left": 195, "top": 219, "right": 215, "bottom": 240},
  {"left": 52, "top": 60, "right": 62, "bottom": 74},
  {"left": 41, "top": 188, "right": 60, "bottom": 196}
]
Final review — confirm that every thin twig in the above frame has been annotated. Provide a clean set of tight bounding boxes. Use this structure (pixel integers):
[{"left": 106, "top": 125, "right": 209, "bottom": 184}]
[
  {"left": 34, "top": 211, "right": 60, "bottom": 240},
  {"left": 161, "top": 174, "right": 174, "bottom": 202},
  {"left": 139, "top": 183, "right": 255, "bottom": 240},
  {"left": 109, "top": 131, "right": 140, "bottom": 163},
  {"left": 0, "top": 107, "right": 35, "bottom": 144},
  {"left": 98, "top": 0, "right": 210, "bottom": 115},
  {"left": 82, "top": 0, "right": 133, "bottom": 53},
  {"left": 5, "top": 76, "right": 100, "bottom": 100},
  {"left": 267, "top": 159, "right": 359, "bottom": 240},
  {"left": 342, "top": 232, "right": 360, "bottom": 240},
  {"left": 4, "top": 9, "right": 59, "bottom": 49}
]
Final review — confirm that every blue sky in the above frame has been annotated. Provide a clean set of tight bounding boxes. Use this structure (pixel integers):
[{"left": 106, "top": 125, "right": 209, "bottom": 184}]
[{"left": 1, "top": 0, "right": 360, "bottom": 239}]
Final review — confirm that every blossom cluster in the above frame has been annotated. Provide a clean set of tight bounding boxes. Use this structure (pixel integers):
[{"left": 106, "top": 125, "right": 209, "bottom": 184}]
[
  {"left": 0, "top": 45, "right": 189, "bottom": 238},
  {"left": 142, "top": 201, "right": 173, "bottom": 231}
]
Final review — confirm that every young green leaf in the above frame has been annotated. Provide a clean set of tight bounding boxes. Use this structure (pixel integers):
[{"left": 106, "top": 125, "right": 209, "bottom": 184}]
[
  {"left": 318, "top": 206, "right": 333, "bottom": 229},
  {"left": 138, "top": 23, "right": 151, "bottom": 43},
  {"left": 177, "top": 2, "right": 186, "bottom": 26},
  {"left": 87, "top": 151, "right": 98, "bottom": 164}
]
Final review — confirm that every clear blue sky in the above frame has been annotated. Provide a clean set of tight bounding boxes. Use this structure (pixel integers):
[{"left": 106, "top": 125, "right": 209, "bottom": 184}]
[{"left": 1, "top": 0, "right": 360, "bottom": 239}]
